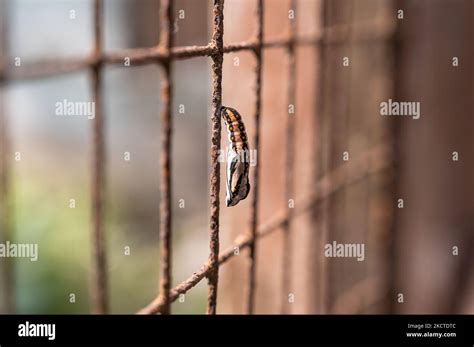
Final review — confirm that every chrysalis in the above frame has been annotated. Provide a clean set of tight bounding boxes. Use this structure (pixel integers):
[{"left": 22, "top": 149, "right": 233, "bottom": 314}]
[{"left": 220, "top": 106, "right": 251, "bottom": 207}]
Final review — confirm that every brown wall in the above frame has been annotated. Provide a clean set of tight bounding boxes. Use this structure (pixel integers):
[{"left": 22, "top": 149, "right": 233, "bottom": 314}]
[{"left": 393, "top": 0, "right": 474, "bottom": 313}]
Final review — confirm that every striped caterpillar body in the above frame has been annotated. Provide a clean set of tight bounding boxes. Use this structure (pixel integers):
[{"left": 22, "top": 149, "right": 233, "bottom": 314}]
[{"left": 220, "top": 106, "right": 251, "bottom": 207}]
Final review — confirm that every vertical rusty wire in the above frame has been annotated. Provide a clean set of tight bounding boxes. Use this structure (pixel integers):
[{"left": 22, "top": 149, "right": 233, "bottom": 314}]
[
  {"left": 338, "top": 0, "right": 355, "bottom": 311},
  {"left": 245, "top": 0, "right": 263, "bottom": 315},
  {"left": 0, "top": 0, "right": 14, "bottom": 314},
  {"left": 281, "top": 0, "right": 297, "bottom": 314},
  {"left": 157, "top": 0, "right": 174, "bottom": 315},
  {"left": 308, "top": 0, "right": 327, "bottom": 313},
  {"left": 206, "top": 0, "right": 224, "bottom": 315},
  {"left": 90, "top": 0, "right": 107, "bottom": 314},
  {"left": 318, "top": 1, "right": 333, "bottom": 314}
]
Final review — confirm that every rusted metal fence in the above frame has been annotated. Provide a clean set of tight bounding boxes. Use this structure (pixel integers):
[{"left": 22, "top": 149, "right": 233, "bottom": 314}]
[{"left": 0, "top": 0, "right": 397, "bottom": 314}]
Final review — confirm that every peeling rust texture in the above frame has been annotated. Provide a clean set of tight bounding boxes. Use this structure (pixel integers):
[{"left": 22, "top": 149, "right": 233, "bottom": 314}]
[
  {"left": 158, "top": 0, "right": 174, "bottom": 315},
  {"left": 206, "top": 0, "right": 224, "bottom": 315},
  {"left": 245, "top": 0, "right": 264, "bottom": 315},
  {"left": 90, "top": 0, "right": 108, "bottom": 315},
  {"left": 281, "top": 0, "right": 297, "bottom": 315}
]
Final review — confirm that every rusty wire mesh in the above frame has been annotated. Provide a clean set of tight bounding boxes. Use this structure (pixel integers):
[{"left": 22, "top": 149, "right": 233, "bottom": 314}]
[{"left": 0, "top": 0, "right": 398, "bottom": 314}]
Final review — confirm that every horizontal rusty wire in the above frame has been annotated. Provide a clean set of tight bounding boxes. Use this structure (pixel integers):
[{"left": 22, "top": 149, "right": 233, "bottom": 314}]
[
  {"left": 0, "top": 17, "right": 396, "bottom": 83},
  {"left": 137, "top": 143, "right": 394, "bottom": 314}
]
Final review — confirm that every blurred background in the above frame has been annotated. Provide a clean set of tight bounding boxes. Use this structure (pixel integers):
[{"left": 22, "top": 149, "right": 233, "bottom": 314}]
[{"left": 0, "top": 0, "right": 472, "bottom": 314}]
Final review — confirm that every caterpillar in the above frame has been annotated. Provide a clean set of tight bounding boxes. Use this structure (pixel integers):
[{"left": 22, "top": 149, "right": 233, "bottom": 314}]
[{"left": 220, "top": 106, "right": 251, "bottom": 207}]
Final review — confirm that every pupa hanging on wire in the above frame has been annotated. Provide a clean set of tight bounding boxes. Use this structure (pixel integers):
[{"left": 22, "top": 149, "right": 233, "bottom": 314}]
[{"left": 221, "top": 106, "right": 251, "bottom": 207}]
